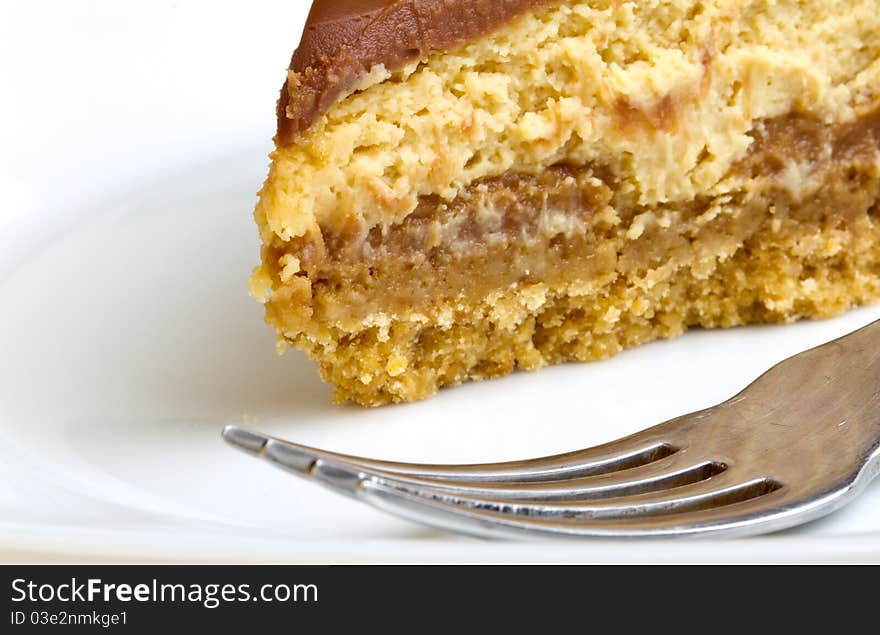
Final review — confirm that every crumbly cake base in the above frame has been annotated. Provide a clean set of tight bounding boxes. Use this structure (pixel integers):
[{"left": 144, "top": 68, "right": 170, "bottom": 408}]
[
  {"left": 302, "top": 226, "right": 880, "bottom": 406},
  {"left": 276, "top": 172, "right": 880, "bottom": 406}
]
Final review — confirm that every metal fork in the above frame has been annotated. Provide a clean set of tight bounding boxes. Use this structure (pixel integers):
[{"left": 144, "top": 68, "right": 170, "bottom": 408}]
[{"left": 223, "top": 320, "right": 880, "bottom": 539}]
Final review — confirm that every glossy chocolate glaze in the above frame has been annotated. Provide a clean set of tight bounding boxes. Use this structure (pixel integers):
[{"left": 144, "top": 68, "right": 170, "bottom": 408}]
[{"left": 277, "top": 0, "right": 562, "bottom": 144}]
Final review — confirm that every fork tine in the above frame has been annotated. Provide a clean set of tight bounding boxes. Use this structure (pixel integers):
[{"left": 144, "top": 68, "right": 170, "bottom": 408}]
[
  {"left": 222, "top": 429, "right": 805, "bottom": 537},
  {"left": 223, "top": 426, "right": 722, "bottom": 501},
  {"left": 298, "top": 455, "right": 783, "bottom": 528},
  {"left": 222, "top": 425, "right": 683, "bottom": 484},
  {"left": 313, "top": 453, "right": 727, "bottom": 501},
  {"left": 359, "top": 478, "right": 803, "bottom": 538},
  {"left": 355, "top": 470, "right": 771, "bottom": 521},
  {"left": 248, "top": 444, "right": 844, "bottom": 538},
  {"left": 358, "top": 472, "right": 760, "bottom": 520}
]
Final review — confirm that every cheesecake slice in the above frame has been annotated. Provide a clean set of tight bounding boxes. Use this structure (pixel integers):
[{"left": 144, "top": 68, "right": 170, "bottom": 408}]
[{"left": 251, "top": 0, "right": 880, "bottom": 406}]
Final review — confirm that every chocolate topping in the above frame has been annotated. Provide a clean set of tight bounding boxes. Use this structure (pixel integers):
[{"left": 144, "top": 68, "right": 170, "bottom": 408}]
[{"left": 277, "top": 0, "right": 561, "bottom": 144}]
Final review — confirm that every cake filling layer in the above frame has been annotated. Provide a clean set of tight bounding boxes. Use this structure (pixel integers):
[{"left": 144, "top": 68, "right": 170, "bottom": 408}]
[
  {"left": 262, "top": 107, "right": 880, "bottom": 331},
  {"left": 259, "top": 0, "right": 880, "bottom": 241}
]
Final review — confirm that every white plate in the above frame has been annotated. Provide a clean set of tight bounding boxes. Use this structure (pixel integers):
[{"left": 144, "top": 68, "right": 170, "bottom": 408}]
[{"left": 1, "top": 1, "right": 879, "bottom": 564}]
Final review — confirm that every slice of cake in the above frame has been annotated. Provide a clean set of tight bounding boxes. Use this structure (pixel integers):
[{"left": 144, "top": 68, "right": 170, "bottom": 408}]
[{"left": 251, "top": 0, "right": 880, "bottom": 406}]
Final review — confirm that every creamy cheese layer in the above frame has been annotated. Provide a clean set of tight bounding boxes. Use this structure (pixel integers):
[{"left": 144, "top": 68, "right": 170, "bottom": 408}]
[{"left": 256, "top": 0, "right": 880, "bottom": 244}]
